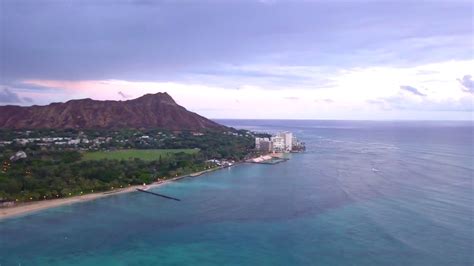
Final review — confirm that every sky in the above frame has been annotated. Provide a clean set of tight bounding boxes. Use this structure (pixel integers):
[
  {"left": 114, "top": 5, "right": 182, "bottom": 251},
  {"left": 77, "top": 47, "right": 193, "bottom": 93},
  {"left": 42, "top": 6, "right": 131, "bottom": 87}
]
[{"left": 0, "top": 0, "right": 473, "bottom": 120}]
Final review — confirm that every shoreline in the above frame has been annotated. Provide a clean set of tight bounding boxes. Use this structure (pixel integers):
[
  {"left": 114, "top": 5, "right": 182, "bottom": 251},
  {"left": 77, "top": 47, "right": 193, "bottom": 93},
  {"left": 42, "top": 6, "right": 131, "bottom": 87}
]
[{"left": 0, "top": 166, "right": 227, "bottom": 221}]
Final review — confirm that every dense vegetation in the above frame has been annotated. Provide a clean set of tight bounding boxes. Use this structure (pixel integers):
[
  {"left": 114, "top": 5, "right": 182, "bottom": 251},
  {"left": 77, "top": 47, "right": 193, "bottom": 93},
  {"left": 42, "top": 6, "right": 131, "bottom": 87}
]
[
  {"left": 82, "top": 149, "right": 199, "bottom": 161},
  {"left": 0, "top": 129, "right": 264, "bottom": 202}
]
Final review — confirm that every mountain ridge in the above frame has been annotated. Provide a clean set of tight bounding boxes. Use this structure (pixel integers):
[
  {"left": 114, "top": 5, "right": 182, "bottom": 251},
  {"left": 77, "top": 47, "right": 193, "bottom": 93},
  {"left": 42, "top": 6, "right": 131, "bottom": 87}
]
[{"left": 0, "top": 92, "right": 227, "bottom": 131}]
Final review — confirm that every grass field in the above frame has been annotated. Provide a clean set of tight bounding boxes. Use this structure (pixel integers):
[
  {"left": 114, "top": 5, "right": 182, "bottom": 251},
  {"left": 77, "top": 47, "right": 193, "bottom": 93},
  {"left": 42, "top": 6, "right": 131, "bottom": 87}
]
[{"left": 82, "top": 149, "right": 199, "bottom": 161}]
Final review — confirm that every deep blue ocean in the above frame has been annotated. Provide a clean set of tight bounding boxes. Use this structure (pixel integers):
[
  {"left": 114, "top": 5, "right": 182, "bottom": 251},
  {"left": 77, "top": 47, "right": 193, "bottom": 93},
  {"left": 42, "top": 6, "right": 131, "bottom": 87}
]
[{"left": 1, "top": 120, "right": 473, "bottom": 266}]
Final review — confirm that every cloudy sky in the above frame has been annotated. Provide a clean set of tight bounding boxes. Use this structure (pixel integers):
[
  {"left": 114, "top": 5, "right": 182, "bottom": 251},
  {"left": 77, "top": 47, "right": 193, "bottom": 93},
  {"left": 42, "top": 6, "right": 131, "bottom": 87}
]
[{"left": 0, "top": 0, "right": 473, "bottom": 120}]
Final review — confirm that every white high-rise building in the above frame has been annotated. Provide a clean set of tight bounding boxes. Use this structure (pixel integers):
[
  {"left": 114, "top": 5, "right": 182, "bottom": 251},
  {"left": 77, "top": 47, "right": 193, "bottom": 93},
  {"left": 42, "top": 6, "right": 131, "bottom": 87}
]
[
  {"left": 271, "top": 136, "right": 285, "bottom": 151},
  {"left": 256, "top": 131, "right": 300, "bottom": 153},
  {"left": 282, "top": 132, "right": 293, "bottom": 151},
  {"left": 275, "top": 132, "right": 293, "bottom": 151}
]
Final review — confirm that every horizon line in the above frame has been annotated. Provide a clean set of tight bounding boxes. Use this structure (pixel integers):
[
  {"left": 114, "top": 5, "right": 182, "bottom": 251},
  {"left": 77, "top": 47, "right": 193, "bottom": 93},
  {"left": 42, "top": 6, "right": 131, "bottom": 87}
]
[{"left": 212, "top": 118, "right": 474, "bottom": 122}]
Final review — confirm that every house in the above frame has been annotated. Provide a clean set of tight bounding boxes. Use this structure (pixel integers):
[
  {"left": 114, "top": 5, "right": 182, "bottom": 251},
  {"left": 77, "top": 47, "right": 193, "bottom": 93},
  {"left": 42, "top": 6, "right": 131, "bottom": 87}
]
[
  {"left": 68, "top": 139, "right": 81, "bottom": 145},
  {"left": 9, "top": 151, "right": 27, "bottom": 162}
]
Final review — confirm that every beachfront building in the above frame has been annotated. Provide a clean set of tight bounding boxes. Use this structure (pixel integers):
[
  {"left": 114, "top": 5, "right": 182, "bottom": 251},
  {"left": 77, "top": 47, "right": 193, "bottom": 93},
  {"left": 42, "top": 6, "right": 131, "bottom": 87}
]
[
  {"left": 279, "top": 132, "right": 293, "bottom": 151},
  {"left": 285, "top": 132, "right": 293, "bottom": 151},
  {"left": 271, "top": 136, "right": 285, "bottom": 151},
  {"left": 256, "top": 131, "right": 303, "bottom": 153},
  {"left": 255, "top": 137, "right": 270, "bottom": 150},
  {"left": 256, "top": 137, "right": 273, "bottom": 152},
  {"left": 292, "top": 136, "right": 305, "bottom": 151},
  {"left": 260, "top": 139, "right": 273, "bottom": 152}
]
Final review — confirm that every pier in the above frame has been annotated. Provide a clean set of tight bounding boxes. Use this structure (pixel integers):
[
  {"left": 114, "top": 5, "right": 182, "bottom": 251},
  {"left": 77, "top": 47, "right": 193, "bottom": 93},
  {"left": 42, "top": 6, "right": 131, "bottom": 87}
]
[{"left": 136, "top": 188, "right": 181, "bottom": 201}]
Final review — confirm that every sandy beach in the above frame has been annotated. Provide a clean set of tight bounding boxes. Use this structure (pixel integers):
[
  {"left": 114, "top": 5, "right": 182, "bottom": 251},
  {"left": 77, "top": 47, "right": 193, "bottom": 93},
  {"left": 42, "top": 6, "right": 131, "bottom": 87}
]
[{"left": 0, "top": 166, "right": 225, "bottom": 221}]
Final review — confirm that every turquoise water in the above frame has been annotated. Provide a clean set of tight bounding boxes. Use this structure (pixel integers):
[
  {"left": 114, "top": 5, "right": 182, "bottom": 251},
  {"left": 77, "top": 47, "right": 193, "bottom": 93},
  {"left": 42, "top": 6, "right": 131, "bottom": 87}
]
[{"left": 1, "top": 120, "right": 473, "bottom": 265}]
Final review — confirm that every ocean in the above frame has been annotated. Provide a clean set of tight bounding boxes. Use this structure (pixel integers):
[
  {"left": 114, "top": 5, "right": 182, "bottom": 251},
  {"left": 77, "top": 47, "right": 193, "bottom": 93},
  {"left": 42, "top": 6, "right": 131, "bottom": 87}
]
[{"left": 0, "top": 120, "right": 472, "bottom": 266}]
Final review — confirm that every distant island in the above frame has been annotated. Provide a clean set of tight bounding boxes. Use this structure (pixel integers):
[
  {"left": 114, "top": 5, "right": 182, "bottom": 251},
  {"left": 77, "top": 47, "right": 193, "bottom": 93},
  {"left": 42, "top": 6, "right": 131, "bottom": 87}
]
[{"left": 0, "top": 93, "right": 295, "bottom": 217}]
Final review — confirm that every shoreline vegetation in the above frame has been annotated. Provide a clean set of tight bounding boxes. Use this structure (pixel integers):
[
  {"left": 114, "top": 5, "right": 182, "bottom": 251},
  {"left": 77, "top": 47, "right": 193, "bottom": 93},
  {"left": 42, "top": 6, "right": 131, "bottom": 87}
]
[
  {"left": 0, "top": 164, "right": 230, "bottom": 220},
  {"left": 0, "top": 151, "right": 286, "bottom": 220},
  {"left": 1, "top": 129, "right": 269, "bottom": 203},
  {"left": 0, "top": 127, "right": 278, "bottom": 220}
]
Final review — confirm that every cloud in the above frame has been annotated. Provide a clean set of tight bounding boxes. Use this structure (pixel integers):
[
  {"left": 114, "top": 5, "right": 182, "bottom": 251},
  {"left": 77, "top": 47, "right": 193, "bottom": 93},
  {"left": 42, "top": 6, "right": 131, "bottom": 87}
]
[
  {"left": 366, "top": 99, "right": 392, "bottom": 110},
  {"left": 258, "top": 0, "right": 275, "bottom": 5},
  {"left": 0, "top": 87, "right": 36, "bottom": 104},
  {"left": 118, "top": 91, "right": 132, "bottom": 99},
  {"left": 22, "top": 97, "right": 34, "bottom": 103},
  {"left": 400, "top": 85, "right": 426, "bottom": 97},
  {"left": 0, "top": 88, "right": 22, "bottom": 103},
  {"left": 11, "top": 58, "right": 474, "bottom": 120},
  {"left": 366, "top": 99, "right": 383, "bottom": 105},
  {"left": 368, "top": 95, "right": 473, "bottom": 112},
  {"left": 314, "top": 98, "right": 334, "bottom": 104},
  {"left": 1, "top": 1, "right": 472, "bottom": 82},
  {"left": 457, "top": 75, "right": 474, "bottom": 94}
]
